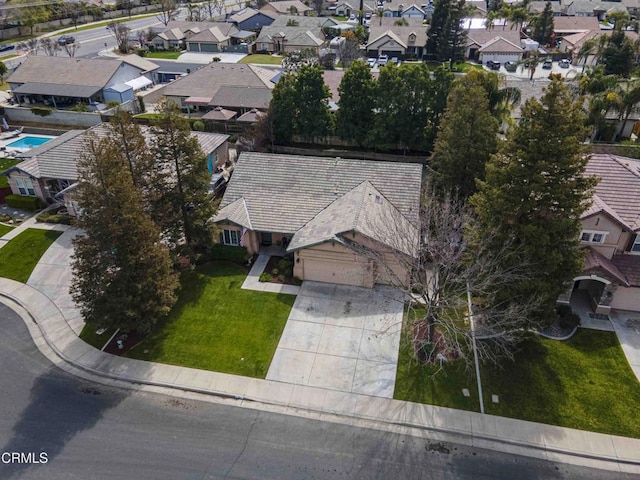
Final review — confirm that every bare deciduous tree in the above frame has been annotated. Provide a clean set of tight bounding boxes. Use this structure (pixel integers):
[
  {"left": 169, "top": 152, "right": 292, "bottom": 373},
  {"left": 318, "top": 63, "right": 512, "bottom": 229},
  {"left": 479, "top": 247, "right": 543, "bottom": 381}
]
[
  {"left": 154, "top": 0, "right": 179, "bottom": 26},
  {"left": 62, "top": 41, "right": 81, "bottom": 57},
  {"left": 108, "top": 21, "right": 131, "bottom": 54},
  {"left": 40, "top": 37, "right": 60, "bottom": 56},
  {"left": 345, "top": 184, "right": 540, "bottom": 372}
]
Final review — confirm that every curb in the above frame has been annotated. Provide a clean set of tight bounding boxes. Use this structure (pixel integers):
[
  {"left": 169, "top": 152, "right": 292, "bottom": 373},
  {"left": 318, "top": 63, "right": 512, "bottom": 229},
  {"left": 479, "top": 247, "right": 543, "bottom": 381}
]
[{"left": 2, "top": 288, "right": 640, "bottom": 474}]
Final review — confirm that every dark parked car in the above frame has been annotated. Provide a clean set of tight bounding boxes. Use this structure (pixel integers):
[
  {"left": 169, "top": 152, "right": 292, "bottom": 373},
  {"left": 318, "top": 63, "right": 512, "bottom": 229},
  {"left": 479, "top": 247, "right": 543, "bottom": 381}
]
[
  {"left": 486, "top": 60, "right": 501, "bottom": 70},
  {"left": 504, "top": 61, "right": 518, "bottom": 72},
  {"left": 209, "top": 172, "right": 227, "bottom": 196},
  {"left": 57, "top": 35, "right": 75, "bottom": 45},
  {"left": 0, "top": 44, "right": 15, "bottom": 52},
  {"left": 542, "top": 59, "right": 552, "bottom": 69}
]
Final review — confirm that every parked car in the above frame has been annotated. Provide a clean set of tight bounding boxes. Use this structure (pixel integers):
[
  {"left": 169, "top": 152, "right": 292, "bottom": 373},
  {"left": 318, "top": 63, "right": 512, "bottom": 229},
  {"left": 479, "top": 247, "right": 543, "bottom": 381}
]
[
  {"left": 209, "top": 172, "right": 227, "bottom": 196},
  {"left": 378, "top": 54, "right": 389, "bottom": 66},
  {"left": 58, "top": 35, "right": 75, "bottom": 45},
  {"left": 364, "top": 11, "right": 372, "bottom": 19},
  {"left": 367, "top": 57, "right": 376, "bottom": 68},
  {"left": 542, "top": 59, "right": 552, "bottom": 69},
  {"left": 558, "top": 58, "right": 570, "bottom": 68},
  {"left": 391, "top": 56, "right": 400, "bottom": 65},
  {"left": 504, "top": 61, "right": 518, "bottom": 72},
  {"left": 0, "top": 44, "right": 14, "bottom": 52},
  {"left": 486, "top": 60, "right": 500, "bottom": 70}
]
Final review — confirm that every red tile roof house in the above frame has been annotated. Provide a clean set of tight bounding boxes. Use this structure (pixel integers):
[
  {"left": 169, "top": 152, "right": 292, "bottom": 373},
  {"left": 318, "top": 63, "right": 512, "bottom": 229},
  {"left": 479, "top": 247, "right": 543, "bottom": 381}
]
[
  {"left": 558, "top": 154, "right": 640, "bottom": 314},
  {"left": 214, "top": 152, "right": 422, "bottom": 288}
]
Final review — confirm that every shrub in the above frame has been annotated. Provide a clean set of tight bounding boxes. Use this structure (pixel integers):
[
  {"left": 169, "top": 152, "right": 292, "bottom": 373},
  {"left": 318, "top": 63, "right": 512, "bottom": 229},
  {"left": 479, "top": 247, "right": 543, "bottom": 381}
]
[
  {"left": 292, "top": 276, "right": 302, "bottom": 286},
  {"left": 5, "top": 194, "right": 42, "bottom": 211},
  {"left": 556, "top": 304, "right": 572, "bottom": 318},
  {"left": 259, "top": 272, "right": 273, "bottom": 282},
  {"left": 277, "top": 274, "right": 286, "bottom": 283},
  {"left": 0, "top": 213, "right": 11, "bottom": 222},
  {"left": 137, "top": 95, "right": 146, "bottom": 113},
  {"left": 36, "top": 212, "right": 73, "bottom": 225},
  {"left": 210, "top": 243, "right": 248, "bottom": 263},
  {"left": 556, "top": 305, "right": 581, "bottom": 330},
  {"left": 70, "top": 103, "right": 89, "bottom": 112},
  {"left": 30, "top": 107, "right": 53, "bottom": 117},
  {"left": 277, "top": 258, "right": 291, "bottom": 271},
  {"left": 271, "top": 268, "right": 279, "bottom": 275},
  {"left": 106, "top": 101, "right": 120, "bottom": 109},
  {"left": 192, "top": 120, "right": 205, "bottom": 131}
]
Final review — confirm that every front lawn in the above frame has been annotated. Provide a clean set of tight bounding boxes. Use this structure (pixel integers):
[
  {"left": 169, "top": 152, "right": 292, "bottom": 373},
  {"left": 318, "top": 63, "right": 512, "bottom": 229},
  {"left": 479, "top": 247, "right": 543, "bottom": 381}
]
[
  {"left": 144, "top": 50, "right": 183, "bottom": 60},
  {"left": 126, "top": 261, "right": 295, "bottom": 377},
  {"left": 79, "top": 324, "right": 117, "bottom": 351},
  {"left": 0, "top": 224, "right": 13, "bottom": 237},
  {"left": 0, "top": 229, "right": 62, "bottom": 282},
  {"left": 238, "top": 54, "right": 282, "bottom": 65},
  {"left": 395, "top": 317, "right": 640, "bottom": 438}
]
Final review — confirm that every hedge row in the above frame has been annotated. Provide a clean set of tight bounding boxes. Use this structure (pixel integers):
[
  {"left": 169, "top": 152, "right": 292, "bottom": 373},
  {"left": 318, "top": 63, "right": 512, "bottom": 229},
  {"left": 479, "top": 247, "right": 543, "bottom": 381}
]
[{"left": 5, "top": 194, "right": 42, "bottom": 211}]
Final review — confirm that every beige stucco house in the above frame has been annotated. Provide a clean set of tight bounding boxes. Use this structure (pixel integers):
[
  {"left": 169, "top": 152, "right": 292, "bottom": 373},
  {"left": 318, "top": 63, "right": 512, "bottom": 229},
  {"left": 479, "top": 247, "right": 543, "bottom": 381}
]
[
  {"left": 214, "top": 153, "right": 422, "bottom": 288},
  {"left": 559, "top": 154, "right": 640, "bottom": 314}
]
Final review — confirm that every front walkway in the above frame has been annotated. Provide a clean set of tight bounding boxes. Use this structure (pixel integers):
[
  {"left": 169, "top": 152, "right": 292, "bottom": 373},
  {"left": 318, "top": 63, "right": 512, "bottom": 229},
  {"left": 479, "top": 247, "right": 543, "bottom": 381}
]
[
  {"left": 241, "top": 254, "right": 299, "bottom": 295},
  {"left": 267, "top": 281, "right": 404, "bottom": 398},
  {"left": 610, "top": 310, "right": 640, "bottom": 383},
  {"left": 571, "top": 290, "right": 615, "bottom": 332}
]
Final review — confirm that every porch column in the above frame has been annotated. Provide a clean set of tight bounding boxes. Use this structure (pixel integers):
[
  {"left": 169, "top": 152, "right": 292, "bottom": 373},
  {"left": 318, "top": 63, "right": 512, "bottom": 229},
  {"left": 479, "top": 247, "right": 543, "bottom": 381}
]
[{"left": 557, "top": 284, "right": 572, "bottom": 306}]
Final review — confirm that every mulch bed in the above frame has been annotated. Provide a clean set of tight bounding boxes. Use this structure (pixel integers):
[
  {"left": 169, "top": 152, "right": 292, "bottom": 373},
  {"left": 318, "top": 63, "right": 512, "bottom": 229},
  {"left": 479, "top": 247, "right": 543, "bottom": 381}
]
[
  {"left": 103, "top": 331, "right": 146, "bottom": 356},
  {"left": 412, "top": 321, "right": 460, "bottom": 363},
  {"left": 263, "top": 255, "right": 296, "bottom": 285}
]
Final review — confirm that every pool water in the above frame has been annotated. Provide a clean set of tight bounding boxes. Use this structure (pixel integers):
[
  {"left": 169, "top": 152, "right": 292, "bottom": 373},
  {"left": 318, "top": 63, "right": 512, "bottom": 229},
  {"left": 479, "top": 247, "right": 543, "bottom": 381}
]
[{"left": 6, "top": 136, "right": 53, "bottom": 149}]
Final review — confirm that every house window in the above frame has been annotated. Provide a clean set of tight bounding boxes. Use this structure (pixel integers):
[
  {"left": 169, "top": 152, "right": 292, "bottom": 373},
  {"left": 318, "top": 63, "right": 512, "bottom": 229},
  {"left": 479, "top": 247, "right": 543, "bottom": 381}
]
[
  {"left": 223, "top": 229, "right": 240, "bottom": 246},
  {"left": 631, "top": 235, "right": 640, "bottom": 253},
  {"left": 580, "top": 230, "right": 607, "bottom": 244},
  {"left": 15, "top": 177, "right": 36, "bottom": 196}
]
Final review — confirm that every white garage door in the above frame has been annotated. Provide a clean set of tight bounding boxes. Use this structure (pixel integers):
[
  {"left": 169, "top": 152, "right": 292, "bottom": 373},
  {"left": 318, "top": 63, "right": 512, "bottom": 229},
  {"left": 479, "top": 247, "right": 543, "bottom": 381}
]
[{"left": 302, "top": 259, "right": 369, "bottom": 287}]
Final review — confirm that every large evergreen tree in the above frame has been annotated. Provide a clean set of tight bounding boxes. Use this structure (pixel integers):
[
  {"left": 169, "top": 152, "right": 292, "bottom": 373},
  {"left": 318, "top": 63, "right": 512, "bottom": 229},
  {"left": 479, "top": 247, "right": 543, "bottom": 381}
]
[
  {"left": 269, "top": 73, "right": 297, "bottom": 144},
  {"left": 531, "top": 2, "right": 554, "bottom": 46},
  {"left": 150, "top": 101, "right": 214, "bottom": 254},
  {"left": 336, "top": 59, "right": 376, "bottom": 147},
  {"left": 71, "top": 133, "right": 179, "bottom": 334},
  {"left": 425, "top": 0, "right": 467, "bottom": 63},
  {"left": 293, "top": 64, "right": 333, "bottom": 141},
  {"left": 470, "top": 80, "right": 597, "bottom": 324},
  {"left": 430, "top": 82, "right": 498, "bottom": 199},
  {"left": 601, "top": 29, "right": 635, "bottom": 78}
]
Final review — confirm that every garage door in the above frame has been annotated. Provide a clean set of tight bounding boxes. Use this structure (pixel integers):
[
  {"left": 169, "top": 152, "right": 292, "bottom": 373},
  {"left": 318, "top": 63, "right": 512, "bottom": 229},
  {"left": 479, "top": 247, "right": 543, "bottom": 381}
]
[{"left": 302, "top": 259, "right": 370, "bottom": 287}]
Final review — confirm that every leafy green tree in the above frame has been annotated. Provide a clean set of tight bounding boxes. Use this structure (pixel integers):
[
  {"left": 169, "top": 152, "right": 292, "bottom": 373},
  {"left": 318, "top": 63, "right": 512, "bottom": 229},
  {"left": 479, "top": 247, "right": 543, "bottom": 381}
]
[
  {"left": 607, "top": 80, "right": 640, "bottom": 141},
  {"left": 531, "top": 2, "right": 554, "bottom": 46},
  {"left": 375, "top": 63, "right": 434, "bottom": 152},
  {"left": 430, "top": 83, "right": 498, "bottom": 199},
  {"left": 455, "top": 69, "right": 521, "bottom": 123},
  {"left": 268, "top": 73, "right": 297, "bottom": 144},
  {"left": 150, "top": 101, "right": 214, "bottom": 254},
  {"left": 470, "top": 80, "right": 597, "bottom": 325},
  {"left": 602, "top": 29, "right": 635, "bottom": 77},
  {"left": 71, "top": 132, "right": 179, "bottom": 334},
  {"left": 424, "top": 66, "right": 455, "bottom": 150},
  {"left": 293, "top": 64, "right": 333, "bottom": 141},
  {"left": 336, "top": 60, "right": 376, "bottom": 147},
  {"left": 426, "top": 0, "right": 468, "bottom": 63}
]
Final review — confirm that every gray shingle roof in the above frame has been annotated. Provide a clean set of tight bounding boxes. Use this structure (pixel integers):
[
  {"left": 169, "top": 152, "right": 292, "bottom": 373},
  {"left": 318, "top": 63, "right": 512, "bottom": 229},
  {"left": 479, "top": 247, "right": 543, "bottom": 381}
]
[
  {"left": 255, "top": 25, "right": 325, "bottom": 47},
  {"left": 585, "top": 154, "right": 640, "bottom": 232},
  {"left": 215, "top": 152, "right": 422, "bottom": 234},
  {"left": 11, "top": 82, "right": 102, "bottom": 98},
  {"left": 287, "top": 181, "right": 418, "bottom": 255},
  {"left": 209, "top": 85, "right": 272, "bottom": 109},
  {"left": 8, "top": 56, "right": 122, "bottom": 88}
]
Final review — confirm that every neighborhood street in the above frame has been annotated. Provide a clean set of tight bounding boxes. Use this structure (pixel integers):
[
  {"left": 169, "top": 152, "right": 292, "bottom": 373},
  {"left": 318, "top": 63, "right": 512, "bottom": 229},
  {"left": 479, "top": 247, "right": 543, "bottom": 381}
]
[{"left": 0, "top": 301, "right": 628, "bottom": 480}]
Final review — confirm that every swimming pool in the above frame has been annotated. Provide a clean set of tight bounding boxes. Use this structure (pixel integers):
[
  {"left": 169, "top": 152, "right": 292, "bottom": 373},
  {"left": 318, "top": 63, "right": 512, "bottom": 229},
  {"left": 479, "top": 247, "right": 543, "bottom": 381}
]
[{"left": 6, "top": 136, "right": 53, "bottom": 150}]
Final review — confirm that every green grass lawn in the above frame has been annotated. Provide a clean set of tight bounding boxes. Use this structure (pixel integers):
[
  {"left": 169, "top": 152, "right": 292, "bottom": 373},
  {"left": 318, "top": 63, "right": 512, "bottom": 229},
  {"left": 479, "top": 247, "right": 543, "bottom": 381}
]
[
  {"left": 0, "top": 229, "right": 62, "bottom": 282},
  {"left": 126, "top": 261, "right": 295, "bottom": 378},
  {"left": 395, "top": 319, "right": 640, "bottom": 438},
  {"left": 238, "top": 54, "right": 282, "bottom": 65},
  {"left": 55, "top": 13, "right": 158, "bottom": 35},
  {"left": 79, "top": 324, "right": 117, "bottom": 350},
  {"left": 0, "top": 224, "right": 13, "bottom": 237},
  {"left": 0, "top": 158, "right": 21, "bottom": 188},
  {"left": 144, "top": 50, "right": 183, "bottom": 60}
]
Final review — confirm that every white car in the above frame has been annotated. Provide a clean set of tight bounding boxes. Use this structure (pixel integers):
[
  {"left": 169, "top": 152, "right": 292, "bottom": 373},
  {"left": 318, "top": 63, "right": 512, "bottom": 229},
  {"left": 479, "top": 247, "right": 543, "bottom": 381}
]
[
  {"left": 367, "top": 58, "right": 376, "bottom": 68},
  {"left": 378, "top": 54, "right": 389, "bottom": 66}
]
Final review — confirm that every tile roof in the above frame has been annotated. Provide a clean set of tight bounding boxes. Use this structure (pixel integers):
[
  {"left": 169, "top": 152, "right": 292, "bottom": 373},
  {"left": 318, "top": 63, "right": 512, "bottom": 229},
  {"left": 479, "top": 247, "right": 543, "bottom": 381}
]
[
  {"left": 11, "top": 82, "right": 102, "bottom": 98},
  {"left": 186, "top": 26, "right": 231, "bottom": 43},
  {"left": 270, "top": 15, "right": 338, "bottom": 28},
  {"left": 584, "top": 154, "right": 640, "bottom": 231},
  {"left": 255, "top": 25, "right": 325, "bottom": 47},
  {"left": 209, "top": 85, "right": 273, "bottom": 110},
  {"left": 466, "top": 28, "right": 521, "bottom": 48},
  {"left": 230, "top": 7, "right": 278, "bottom": 22},
  {"left": 118, "top": 55, "right": 160, "bottom": 73},
  {"left": 215, "top": 152, "right": 422, "bottom": 234},
  {"left": 552, "top": 16, "right": 600, "bottom": 33},
  {"left": 237, "top": 108, "right": 264, "bottom": 122},
  {"left": 366, "top": 26, "right": 428, "bottom": 48},
  {"left": 161, "top": 63, "right": 279, "bottom": 99},
  {"left": 612, "top": 254, "right": 640, "bottom": 287},
  {"left": 583, "top": 247, "right": 629, "bottom": 286},
  {"left": 261, "top": 0, "right": 312, "bottom": 14},
  {"left": 201, "top": 106, "right": 237, "bottom": 120},
  {"left": 478, "top": 35, "right": 523, "bottom": 53},
  {"left": 287, "top": 181, "right": 418, "bottom": 256}
]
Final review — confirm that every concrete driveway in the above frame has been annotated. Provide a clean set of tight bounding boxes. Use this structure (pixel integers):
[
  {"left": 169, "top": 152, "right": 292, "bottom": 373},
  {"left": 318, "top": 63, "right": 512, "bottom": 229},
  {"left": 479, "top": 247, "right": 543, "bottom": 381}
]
[{"left": 266, "top": 281, "right": 404, "bottom": 398}]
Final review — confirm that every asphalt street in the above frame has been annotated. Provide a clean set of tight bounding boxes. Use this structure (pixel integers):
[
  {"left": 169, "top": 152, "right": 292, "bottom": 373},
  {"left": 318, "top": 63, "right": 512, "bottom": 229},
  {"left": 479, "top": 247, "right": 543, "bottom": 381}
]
[{"left": 0, "top": 302, "right": 632, "bottom": 480}]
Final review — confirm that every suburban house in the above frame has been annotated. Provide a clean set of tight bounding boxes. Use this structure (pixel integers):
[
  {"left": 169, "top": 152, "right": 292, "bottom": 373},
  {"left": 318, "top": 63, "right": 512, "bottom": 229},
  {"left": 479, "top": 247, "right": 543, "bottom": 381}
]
[
  {"left": 7, "top": 56, "right": 159, "bottom": 109},
  {"left": 254, "top": 24, "right": 326, "bottom": 54},
  {"left": 463, "top": 19, "right": 522, "bottom": 62},
  {"left": 228, "top": 7, "right": 277, "bottom": 31},
  {"left": 159, "top": 62, "right": 280, "bottom": 115},
  {"left": 477, "top": 36, "right": 524, "bottom": 64},
  {"left": 365, "top": 25, "right": 428, "bottom": 60},
  {"left": 260, "top": 0, "right": 312, "bottom": 16},
  {"left": 552, "top": 16, "right": 600, "bottom": 38},
  {"left": 1, "top": 124, "right": 229, "bottom": 213},
  {"left": 214, "top": 153, "right": 422, "bottom": 288},
  {"left": 333, "top": 1, "right": 375, "bottom": 17},
  {"left": 558, "top": 154, "right": 640, "bottom": 314},
  {"left": 562, "top": 0, "right": 627, "bottom": 19},
  {"left": 149, "top": 21, "right": 253, "bottom": 51},
  {"left": 380, "top": 1, "right": 427, "bottom": 19}
]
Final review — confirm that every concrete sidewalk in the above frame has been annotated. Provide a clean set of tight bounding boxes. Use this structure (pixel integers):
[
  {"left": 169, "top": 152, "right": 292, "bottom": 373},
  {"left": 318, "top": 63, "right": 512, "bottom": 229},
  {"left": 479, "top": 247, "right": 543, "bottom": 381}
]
[{"left": 1, "top": 233, "right": 640, "bottom": 473}]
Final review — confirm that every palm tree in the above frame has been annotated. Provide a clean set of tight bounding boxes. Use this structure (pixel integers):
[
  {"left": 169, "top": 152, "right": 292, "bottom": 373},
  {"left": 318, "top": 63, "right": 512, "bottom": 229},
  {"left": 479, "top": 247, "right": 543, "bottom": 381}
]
[
  {"left": 576, "top": 34, "right": 608, "bottom": 73},
  {"left": 586, "top": 90, "right": 618, "bottom": 142},
  {"left": 458, "top": 69, "right": 521, "bottom": 123},
  {"left": 608, "top": 80, "right": 640, "bottom": 141}
]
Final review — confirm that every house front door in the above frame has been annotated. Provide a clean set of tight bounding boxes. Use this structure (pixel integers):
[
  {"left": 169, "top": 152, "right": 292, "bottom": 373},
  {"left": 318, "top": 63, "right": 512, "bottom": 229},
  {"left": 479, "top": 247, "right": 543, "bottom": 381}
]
[{"left": 261, "top": 232, "right": 272, "bottom": 246}]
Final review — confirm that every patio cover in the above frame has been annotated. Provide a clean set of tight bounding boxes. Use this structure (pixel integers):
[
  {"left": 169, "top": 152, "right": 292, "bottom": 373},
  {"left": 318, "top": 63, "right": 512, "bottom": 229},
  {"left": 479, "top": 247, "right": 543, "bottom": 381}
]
[
  {"left": 201, "top": 106, "right": 237, "bottom": 121},
  {"left": 184, "top": 96, "right": 213, "bottom": 106},
  {"left": 12, "top": 82, "right": 101, "bottom": 98},
  {"left": 237, "top": 108, "right": 263, "bottom": 123},
  {"left": 124, "top": 76, "right": 153, "bottom": 91}
]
